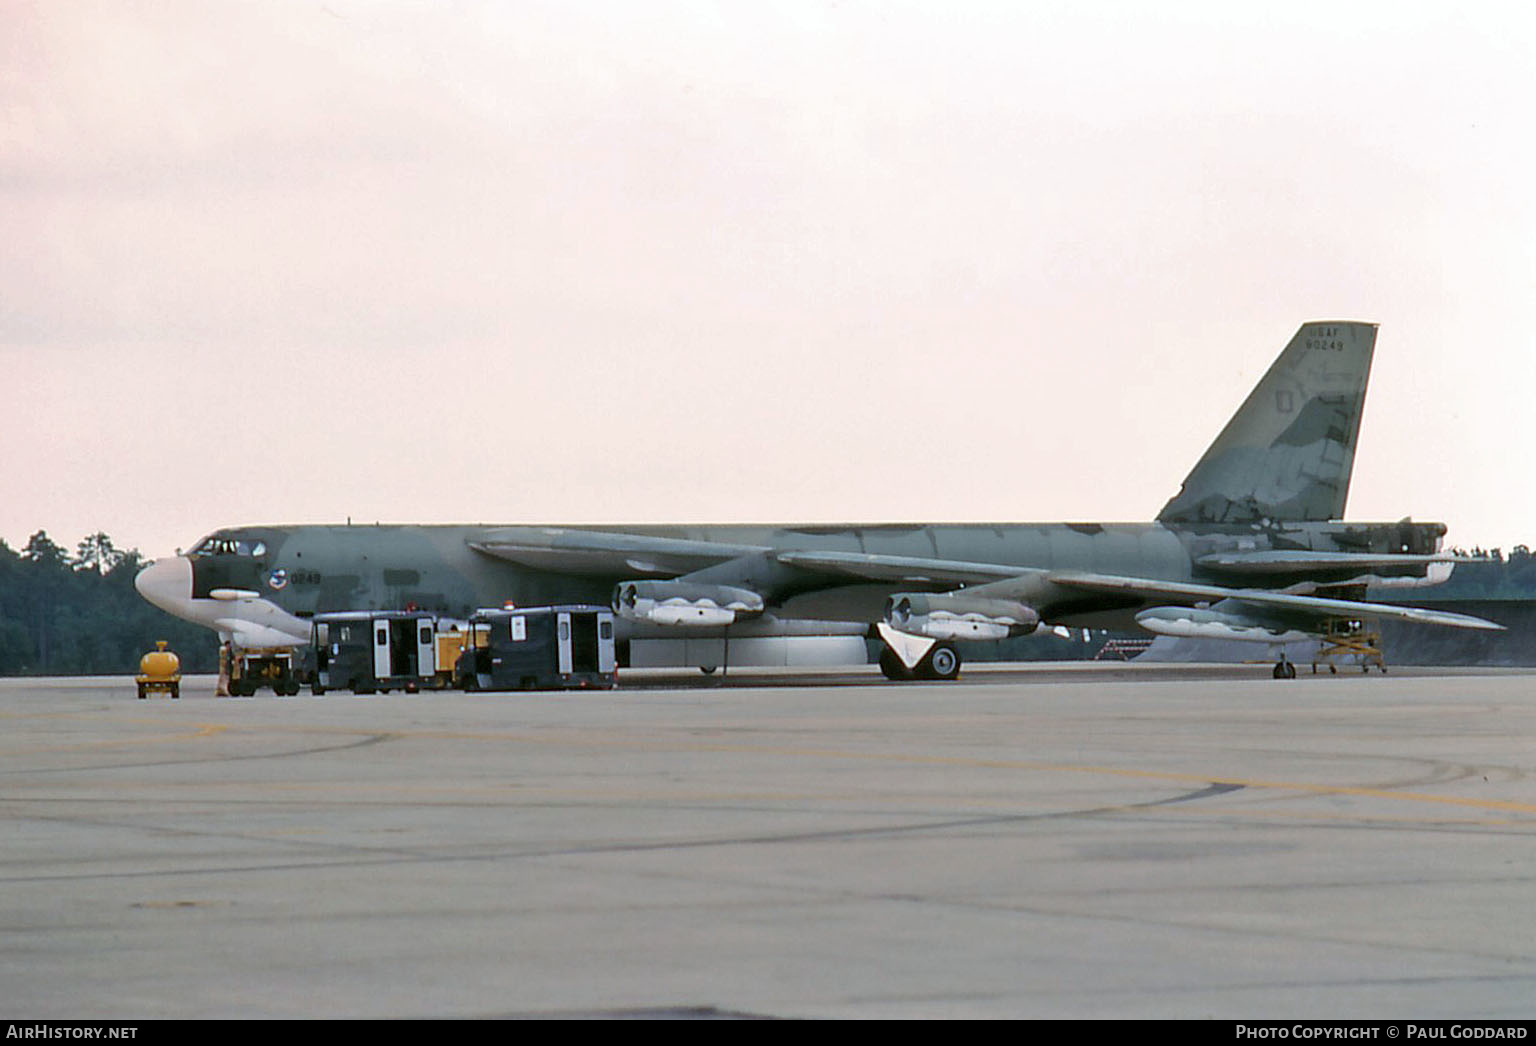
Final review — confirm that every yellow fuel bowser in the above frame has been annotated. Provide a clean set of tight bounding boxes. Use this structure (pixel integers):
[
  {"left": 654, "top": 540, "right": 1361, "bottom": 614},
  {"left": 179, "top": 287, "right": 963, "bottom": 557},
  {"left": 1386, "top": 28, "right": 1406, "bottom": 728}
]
[{"left": 137, "top": 641, "right": 181, "bottom": 699}]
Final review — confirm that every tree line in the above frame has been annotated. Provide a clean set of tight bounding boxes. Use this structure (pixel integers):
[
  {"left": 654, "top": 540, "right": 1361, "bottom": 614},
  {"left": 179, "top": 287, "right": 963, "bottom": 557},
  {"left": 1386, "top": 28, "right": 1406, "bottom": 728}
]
[
  {"left": 1431, "top": 546, "right": 1536, "bottom": 598},
  {"left": 0, "top": 531, "right": 217, "bottom": 676}
]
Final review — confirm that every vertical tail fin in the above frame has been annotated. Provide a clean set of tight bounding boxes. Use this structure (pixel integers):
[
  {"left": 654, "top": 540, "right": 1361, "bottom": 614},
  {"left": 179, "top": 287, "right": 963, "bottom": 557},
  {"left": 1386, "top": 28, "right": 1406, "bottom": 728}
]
[{"left": 1157, "top": 321, "right": 1378, "bottom": 524}]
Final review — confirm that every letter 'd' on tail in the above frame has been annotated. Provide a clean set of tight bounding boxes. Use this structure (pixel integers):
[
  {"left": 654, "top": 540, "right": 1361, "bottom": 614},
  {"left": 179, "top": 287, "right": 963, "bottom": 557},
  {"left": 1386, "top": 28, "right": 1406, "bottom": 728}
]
[{"left": 1158, "top": 321, "right": 1378, "bottom": 524}]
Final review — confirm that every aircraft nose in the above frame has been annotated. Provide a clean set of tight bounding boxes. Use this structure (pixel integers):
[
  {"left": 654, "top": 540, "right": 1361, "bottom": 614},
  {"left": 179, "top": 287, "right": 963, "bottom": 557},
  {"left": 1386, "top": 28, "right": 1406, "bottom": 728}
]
[{"left": 135, "top": 556, "right": 193, "bottom": 613}]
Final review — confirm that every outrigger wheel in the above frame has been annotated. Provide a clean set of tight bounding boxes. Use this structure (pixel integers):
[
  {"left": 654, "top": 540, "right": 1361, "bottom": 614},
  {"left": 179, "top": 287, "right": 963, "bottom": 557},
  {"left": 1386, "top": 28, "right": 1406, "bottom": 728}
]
[
  {"left": 916, "top": 642, "right": 962, "bottom": 681},
  {"left": 1272, "top": 658, "right": 1297, "bottom": 680},
  {"left": 880, "top": 642, "right": 963, "bottom": 681}
]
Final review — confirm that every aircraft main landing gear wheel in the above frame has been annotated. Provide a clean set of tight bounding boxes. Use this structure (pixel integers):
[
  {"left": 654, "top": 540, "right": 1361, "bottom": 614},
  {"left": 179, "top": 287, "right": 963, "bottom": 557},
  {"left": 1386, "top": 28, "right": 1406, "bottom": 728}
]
[
  {"left": 917, "top": 643, "right": 962, "bottom": 681},
  {"left": 1272, "top": 660, "right": 1297, "bottom": 680}
]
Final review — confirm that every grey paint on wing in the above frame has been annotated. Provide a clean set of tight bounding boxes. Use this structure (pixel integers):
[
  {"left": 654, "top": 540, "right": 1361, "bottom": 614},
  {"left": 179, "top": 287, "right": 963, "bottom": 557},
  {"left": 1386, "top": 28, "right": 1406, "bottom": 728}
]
[{"left": 1159, "top": 321, "right": 1377, "bottom": 524}]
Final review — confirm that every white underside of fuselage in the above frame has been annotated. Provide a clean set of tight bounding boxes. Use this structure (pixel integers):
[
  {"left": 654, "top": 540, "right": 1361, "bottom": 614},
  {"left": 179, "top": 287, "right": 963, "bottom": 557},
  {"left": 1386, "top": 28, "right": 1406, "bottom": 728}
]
[{"left": 135, "top": 556, "right": 310, "bottom": 649}]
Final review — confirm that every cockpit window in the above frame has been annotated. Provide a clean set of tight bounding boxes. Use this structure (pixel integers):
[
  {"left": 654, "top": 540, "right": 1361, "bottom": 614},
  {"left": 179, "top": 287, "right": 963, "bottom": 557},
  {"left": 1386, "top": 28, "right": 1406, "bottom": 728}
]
[{"left": 190, "top": 536, "right": 266, "bottom": 558}]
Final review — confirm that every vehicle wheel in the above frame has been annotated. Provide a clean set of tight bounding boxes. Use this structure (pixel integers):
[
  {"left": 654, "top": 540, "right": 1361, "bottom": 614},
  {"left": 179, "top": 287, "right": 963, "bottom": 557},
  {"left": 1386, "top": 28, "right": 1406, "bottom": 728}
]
[
  {"left": 170, "top": 683, "right": 179, "bottom": 700},
  {"left": 879, "top": 648, "right": 912, "bottom": 681},
  {"left": 917, "top": 643, "right": 961, "bottom": 681},
  {"left": 137, "top": 683, "right": 146, "bottom": 700},
  {"left": 1273, "top": 662, "right": 1289, "bottom": 680},
  {"left": 700, "top": 666, "right": 717, "bottom": 676}
]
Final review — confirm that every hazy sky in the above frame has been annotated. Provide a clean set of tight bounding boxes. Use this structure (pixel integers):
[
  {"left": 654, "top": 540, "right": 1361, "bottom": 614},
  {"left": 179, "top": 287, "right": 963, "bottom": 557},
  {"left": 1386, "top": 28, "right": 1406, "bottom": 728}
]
[{"left": 4, "top": 0, "right": 1534, "bottom": 558}]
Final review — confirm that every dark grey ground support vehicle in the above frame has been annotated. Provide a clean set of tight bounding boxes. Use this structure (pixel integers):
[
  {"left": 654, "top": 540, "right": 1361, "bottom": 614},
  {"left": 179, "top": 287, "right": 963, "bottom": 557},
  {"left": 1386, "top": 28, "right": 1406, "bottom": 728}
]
[
  {"left": 311, "top": 611, "right": 439, "bottom": 695},
  {"left": 456, "top": 606, "right": 616, "bottom": 691}
]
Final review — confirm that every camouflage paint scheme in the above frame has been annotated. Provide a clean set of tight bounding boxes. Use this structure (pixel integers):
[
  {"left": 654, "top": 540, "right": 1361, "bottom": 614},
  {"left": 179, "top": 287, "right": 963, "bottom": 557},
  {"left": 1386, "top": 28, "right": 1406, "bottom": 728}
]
[
  {"left": 138, "top": 322, "right": 1498, "bottom": 672},
  {"left": 177, "top": 516, "right": 1454, "bottom": 635},
  {"left": 1160, "top": 322, "right": 1374, "bottom": 524}
]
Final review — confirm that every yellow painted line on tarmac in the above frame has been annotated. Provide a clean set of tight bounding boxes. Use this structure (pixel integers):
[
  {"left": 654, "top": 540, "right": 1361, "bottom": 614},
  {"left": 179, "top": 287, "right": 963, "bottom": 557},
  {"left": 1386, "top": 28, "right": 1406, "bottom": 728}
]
[
  {"left": 156, "top": 775, "right": 1536, "bottom": 823},
  {"left": 1015, "top": 761, "right": 1536, "bottom": 817},
  {"left": 26, "top": 714, "right": 1536, "bottom": 821},
  {"left": 0, "top": 722, "right": 230, "bottom": 756},
  {"left": 1128, "top": 806, "right": 1525, "bottom": 828},
  {"left": 326, "top": 726, "right": 1536, "bottom": 817},
  {"left": 35, "top": 773, "right": 1534, "bottom": 830}
]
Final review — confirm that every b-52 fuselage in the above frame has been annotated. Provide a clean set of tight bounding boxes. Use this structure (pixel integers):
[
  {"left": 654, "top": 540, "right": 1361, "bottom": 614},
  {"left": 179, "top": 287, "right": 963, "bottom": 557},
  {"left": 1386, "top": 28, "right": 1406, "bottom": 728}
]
[{"left": 136, "top": 322, "right": 1499, "bottom": 680}]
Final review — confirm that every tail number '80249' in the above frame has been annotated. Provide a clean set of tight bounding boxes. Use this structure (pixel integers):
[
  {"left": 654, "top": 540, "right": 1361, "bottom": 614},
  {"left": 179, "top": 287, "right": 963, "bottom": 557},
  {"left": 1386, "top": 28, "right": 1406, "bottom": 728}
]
[{"left": 1305, "top": 326, "right": 1345, "bottom": 351}]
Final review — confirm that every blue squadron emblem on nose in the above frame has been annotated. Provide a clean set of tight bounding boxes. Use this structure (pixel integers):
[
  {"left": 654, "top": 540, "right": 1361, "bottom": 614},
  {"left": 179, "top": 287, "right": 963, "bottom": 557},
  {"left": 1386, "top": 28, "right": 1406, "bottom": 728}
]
[{"left": 267, "top": 569, "right": 289, "bottom": 590}]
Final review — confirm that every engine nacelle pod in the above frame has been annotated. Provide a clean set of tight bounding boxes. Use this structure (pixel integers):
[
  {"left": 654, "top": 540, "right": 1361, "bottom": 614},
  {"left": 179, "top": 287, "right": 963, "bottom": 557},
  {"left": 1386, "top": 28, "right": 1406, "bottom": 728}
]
[
  {"left": 613, "top": 580, "right": 765, "bottom": 627},
  {"left": 1134, "top": 606, "right": 1312, "bottom": 644},
  {"left": 885, "top": 593, "right": 1040, "bottom": 641}
]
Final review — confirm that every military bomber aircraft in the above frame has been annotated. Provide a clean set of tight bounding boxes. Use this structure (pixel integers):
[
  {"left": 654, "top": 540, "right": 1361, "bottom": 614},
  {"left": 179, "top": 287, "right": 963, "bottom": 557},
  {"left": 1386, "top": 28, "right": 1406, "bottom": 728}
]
[{"left": 135, "top": 321, "right": 1500, "bottom": 681}]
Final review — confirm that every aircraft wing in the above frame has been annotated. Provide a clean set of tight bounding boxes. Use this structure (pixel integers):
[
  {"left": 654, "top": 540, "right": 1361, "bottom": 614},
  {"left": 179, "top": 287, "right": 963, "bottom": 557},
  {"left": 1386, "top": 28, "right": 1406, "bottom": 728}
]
[
  {"left": 768, "top": 555, "right": 1500, "bottom": 631},
  {"left": 469, "top": 527, "right": 767, "bottom": 577},
  {"left": 1044, "top": 571, "right": 1503, "bottom": 631},
  {"left": 777, "top": 547, "right": 1472, "bottom": 591},
  {"left": 473, "top": 530, "right": 1034, "bottom": 587},
  {"left": 771, "top": 549, "right": 1024, "bottom": 585},
  {"left": 470, "top": 529, "right": 1499, "bottom": 633}
]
